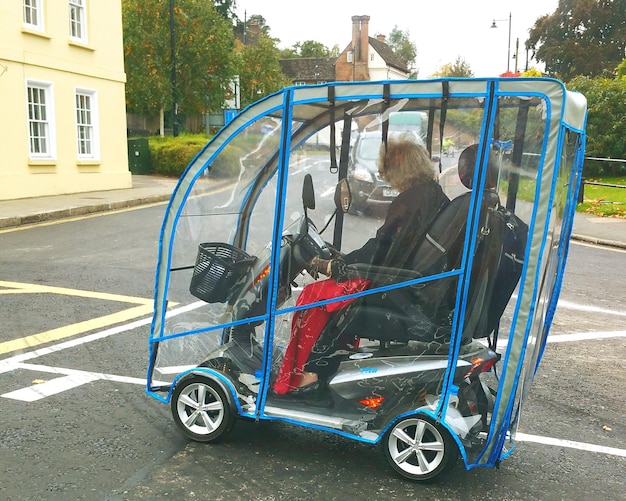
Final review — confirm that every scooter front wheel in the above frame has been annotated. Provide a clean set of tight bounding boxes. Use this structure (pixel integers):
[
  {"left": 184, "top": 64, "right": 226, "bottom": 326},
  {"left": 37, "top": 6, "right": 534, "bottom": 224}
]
[
  {"left": 383, "top": 414, "right": 458, "bottom": 482},
  {"left": 171, "top": 375, "right": 236, "bottom": 443}
]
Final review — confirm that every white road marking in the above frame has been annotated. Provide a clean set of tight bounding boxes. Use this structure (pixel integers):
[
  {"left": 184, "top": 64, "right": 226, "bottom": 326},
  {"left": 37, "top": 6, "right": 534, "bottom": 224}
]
[
  {"left": 496, "top": 330, "right": 626, "bottom": 350},
  {"left": 547, "top": 330, "right": 626, "bottom": 343},
  {"left": 2, "top": 373, "right": 99, "bottom": 402},
  {"left": 0, "top": 361, "right": 168, "bottom": 401},
  {"left": 516, "top": 432, "right": 626, "bottom": 458},
  {"left": 0, "top": 300, "right": 205, "bottom": 368},
  {"left": 1, "top": 297, "right": 624, "bottom": 458},
  {"left": 557, "top": 299, "right": 626, "bottom": 317}
]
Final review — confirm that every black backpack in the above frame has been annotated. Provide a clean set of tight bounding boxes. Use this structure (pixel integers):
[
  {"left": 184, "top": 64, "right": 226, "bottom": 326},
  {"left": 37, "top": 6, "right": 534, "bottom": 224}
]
[{"left": 463, "top": 206, "right": 528, "bottom": 340}]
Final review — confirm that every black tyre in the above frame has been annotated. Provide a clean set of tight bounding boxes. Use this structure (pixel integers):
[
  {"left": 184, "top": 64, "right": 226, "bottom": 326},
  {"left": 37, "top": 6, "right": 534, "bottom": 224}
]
[
  {"left": 383, "top": 414, "right": 459, "bottom": 482},
  {"left": 170, "top": 374, "right": 236, "bottom": 443}
]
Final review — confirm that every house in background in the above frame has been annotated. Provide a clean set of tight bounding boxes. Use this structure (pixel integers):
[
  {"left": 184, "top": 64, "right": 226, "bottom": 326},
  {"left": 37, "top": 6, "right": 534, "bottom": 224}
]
[
  {"left": 0, "top": 0, "right": 131, "bottom": 201},
  {"left": 280, "top": 15, "right": 408, "bottom": 85},
  {"left": 279, "top": 57, "right": 336, "bottom": 86},
  {"left": 335, "top": 15, "right": 409, "bottom": 81}
]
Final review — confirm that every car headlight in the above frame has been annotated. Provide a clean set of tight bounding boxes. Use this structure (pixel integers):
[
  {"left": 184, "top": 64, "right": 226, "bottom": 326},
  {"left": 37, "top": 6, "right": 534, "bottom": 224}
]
[{"left": 353, "top": 166, "right": 374, "bottom": 182}]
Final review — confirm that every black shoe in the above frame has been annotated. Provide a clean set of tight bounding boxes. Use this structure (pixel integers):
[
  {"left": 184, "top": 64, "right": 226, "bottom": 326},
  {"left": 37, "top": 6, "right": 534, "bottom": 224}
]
[
  {"left": 273, "top": 381, "right": 331, "bottom": 403},
  {"left": 290, "top": 381, "right": 321, "bottom": 396}
]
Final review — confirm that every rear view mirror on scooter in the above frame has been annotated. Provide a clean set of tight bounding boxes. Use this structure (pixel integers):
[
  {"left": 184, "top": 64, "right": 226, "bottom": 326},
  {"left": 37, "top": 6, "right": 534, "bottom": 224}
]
[
  {"left": 334, "top": 178, "right": 351, "bottom": 213},
  {"left": 302, "top": 173, "right": 315, "bottom": 211}
]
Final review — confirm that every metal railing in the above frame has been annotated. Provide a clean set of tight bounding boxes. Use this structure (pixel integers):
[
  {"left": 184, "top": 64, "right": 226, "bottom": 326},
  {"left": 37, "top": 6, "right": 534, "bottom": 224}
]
[{"left": 579, "top": 157, "right": 626, "bottom": 203}]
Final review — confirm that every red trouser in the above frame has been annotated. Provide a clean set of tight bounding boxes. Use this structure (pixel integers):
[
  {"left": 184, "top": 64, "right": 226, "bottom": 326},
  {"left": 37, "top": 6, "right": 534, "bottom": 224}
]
[{"left": 273, "top": 277, "right": 370, "bottom": 394}]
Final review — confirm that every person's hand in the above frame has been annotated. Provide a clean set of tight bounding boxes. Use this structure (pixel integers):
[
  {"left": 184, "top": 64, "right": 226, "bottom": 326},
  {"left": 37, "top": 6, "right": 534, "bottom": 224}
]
[{"left": 309, "top": 255, "right": 332, "bottom": 278}]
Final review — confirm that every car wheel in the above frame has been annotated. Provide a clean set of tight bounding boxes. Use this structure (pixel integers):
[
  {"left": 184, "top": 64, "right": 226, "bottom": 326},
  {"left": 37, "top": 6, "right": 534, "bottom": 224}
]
[
  {"left": 383, "top": 414, "right": 458, "bottom": 482},
  {"left": 171, "top": 374, "right": 236, "bottom": 443}
]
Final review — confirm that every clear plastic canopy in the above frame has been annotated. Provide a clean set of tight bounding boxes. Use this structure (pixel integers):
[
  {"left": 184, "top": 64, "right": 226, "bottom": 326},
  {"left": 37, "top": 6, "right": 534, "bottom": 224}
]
[{"left": 147, "top": 78, "right": 586, "bottom": 472}]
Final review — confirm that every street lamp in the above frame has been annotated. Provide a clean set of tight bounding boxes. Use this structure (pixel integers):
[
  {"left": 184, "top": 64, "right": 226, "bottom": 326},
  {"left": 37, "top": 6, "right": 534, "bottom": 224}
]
[
  {"left": 169, "top": 0, "right": 179, "bottom": 137},
  {"left": 490, "top": 12, "right": 512, "bottom": 73}
]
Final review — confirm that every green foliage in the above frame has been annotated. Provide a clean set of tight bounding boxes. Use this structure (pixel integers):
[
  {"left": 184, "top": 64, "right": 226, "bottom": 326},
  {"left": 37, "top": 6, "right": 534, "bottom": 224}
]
[
  {"left": 148, "top": 134, "right": 246, "bottom": 178},
  {"left": 148, "top": 135, "right": 208, "bottom": 176},
  {"left": 567, "top": 75, "right": 626, "bottom": 174},
  {"left": 578, "top": 177, "right": 626, "bottom": 217},
  {"left": 387, "top": 27, "right": 417, "bottom": 76},
  {"left": 122, "top": 1, "right": 170, "bottom": 114},
  {"left": 299, "top": 41, "right": 330, "bottom": 58},
  {"left": 122, "top": 0, "right": 237, "bottom": 115},
  {"left": 235, "top": 35, "right": 291, "bottom": 108},
  {"left": 431, "top": 56, "right": 474, "bottom": 77},
  {"left": 527, "top": 0, "right": 626, "bottom": 80},
  {"left": 280, "top": 41, "right": 332, "bottom": 58},
  {"left": 617, "top": 58, "right": 626, "bottom": 79},
  {"left": 213, "top": 0, "right": 235, "bottom": 19}
]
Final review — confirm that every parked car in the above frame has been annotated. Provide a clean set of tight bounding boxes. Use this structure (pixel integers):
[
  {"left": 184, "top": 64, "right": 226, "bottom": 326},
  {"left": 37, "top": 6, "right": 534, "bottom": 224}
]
[{"left": 348, "top": 130, "right": 425, "bottom": 211}]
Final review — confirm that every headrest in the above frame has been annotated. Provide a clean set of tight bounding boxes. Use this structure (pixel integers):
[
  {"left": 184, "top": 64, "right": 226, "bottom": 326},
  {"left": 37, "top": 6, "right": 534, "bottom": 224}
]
[{"left": 458, "top": 144, "right": 497, "bottom": 190}]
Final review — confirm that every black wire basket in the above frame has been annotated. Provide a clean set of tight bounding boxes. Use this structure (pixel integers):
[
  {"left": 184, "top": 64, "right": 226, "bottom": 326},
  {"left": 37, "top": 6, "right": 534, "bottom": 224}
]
[{"left": 189, "top": 243, "right": 256, "bottom": 303}]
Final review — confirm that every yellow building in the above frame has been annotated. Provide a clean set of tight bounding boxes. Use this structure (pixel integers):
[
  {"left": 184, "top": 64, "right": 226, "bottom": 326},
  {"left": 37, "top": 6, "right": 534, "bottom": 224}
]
[{"left": 0, "top": 0, "right": 131, "bottom": 201}]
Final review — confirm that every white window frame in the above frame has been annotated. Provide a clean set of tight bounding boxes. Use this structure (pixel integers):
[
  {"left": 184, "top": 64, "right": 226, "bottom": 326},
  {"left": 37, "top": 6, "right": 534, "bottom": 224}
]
[
  {"left": 23, "top": 0, "right": 44, "bottom": 31},
  {"left": 26, "top": 80, "right": 56, "bottom": 160},
  {"left": 75, "top": 88, "right": 99, "bottom": 160},
  {"left": 69, "top": 0, "right": 87, "bottom": 43}
]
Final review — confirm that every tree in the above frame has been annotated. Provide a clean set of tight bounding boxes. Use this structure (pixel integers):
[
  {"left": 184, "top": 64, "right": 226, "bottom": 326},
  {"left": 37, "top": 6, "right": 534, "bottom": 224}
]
[
  {"left": 122, "top": 1, "right": 170, "bottom": 116},
  {"left": 236, "top": 34, "right": 291, "bottom": 108},
  {"left": 387, "top": 27, "right": 417, "bottom": 77},
  {"left": 617, "top": 58, "right": 626, "bottom": 79},
  {"left": 299, "top": 41, "right": 330, "bottom": 58},
  {"left": 568, "top": 75, "right": 626, "bottom": 167},
  {"left": 235, "top": 14, "right": 271, "bottom": 41},
  {"left": 527, "top": 0, "right": 626, "bottom": 81},
  {"left": 122, "top": 0, "right": 237, "bottom": 128},
  {"left": 431, "top": 56, "right": 474, "bottom": 77},
  {"left": 213, "top": 0, "right": 235, "bottom": 19},
  {"left": 279, "top": 41, "right": 331, "bottom": 58}
]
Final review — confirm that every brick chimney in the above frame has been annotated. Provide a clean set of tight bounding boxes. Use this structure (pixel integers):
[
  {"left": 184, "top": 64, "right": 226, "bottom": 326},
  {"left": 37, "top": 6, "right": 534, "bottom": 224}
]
[
  {"left": 342, "top": 15, "right": 371, "bottom": 81},
  {"left": 249, "top": 21, "right": 261, "bottom": 36},
  {"left": 351, "top": 16, "right": 361, "bottom": 62},
  {"left": 359, "top": 15, "right": 370, "bottom": 63},
  {"left": 376, "top": 34, "right": 386, "bottom": 43}
]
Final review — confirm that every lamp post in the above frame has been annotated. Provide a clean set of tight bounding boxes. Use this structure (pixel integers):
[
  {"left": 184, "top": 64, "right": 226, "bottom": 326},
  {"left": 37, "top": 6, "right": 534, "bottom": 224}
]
[
  {"left": 169, "top": 0, "right": 179, "bottom": 137},
  {"left": 490, "top": 12, "right": 512, "bottom": 73}
]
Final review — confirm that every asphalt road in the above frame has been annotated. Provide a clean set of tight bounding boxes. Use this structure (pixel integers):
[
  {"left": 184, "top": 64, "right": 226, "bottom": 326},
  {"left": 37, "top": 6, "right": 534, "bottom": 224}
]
[{"left": 0, "top": 187, "right": 625, "bottom": 500}]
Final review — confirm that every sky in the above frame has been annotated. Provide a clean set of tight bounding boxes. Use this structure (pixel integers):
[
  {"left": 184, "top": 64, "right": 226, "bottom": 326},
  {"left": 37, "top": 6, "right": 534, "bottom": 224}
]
[{"left": 234, "top": 0, "right": 560, "bottom": 77}]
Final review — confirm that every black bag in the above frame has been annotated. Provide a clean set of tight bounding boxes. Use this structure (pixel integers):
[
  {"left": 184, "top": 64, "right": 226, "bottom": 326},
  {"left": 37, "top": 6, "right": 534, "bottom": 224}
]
[{"left": 466, "top": 207, "right": 528, "bottom": 339}]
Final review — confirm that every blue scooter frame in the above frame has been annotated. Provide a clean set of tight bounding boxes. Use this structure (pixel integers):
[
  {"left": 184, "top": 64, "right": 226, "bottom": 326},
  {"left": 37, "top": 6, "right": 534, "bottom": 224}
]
[{"left": 146, "top": 78, "right": 587, "bottom": 481}]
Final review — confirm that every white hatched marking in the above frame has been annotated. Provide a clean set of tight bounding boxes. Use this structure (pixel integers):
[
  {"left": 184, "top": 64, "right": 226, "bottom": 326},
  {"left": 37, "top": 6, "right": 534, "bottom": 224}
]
[{"left": 2, "top": 373, "right": 99, "bottom": 402}]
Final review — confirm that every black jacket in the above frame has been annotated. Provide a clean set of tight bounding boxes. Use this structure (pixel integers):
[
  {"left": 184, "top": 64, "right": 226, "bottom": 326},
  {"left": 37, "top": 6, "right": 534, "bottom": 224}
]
[{"left": 332, "top": 180, "right": 449, "bottom": 278}]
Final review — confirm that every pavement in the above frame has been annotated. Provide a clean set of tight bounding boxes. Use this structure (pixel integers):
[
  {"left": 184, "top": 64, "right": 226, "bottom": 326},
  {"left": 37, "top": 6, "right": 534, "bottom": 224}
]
[{"left": 1, "top": 174, "right": 625, "bottom": 250}]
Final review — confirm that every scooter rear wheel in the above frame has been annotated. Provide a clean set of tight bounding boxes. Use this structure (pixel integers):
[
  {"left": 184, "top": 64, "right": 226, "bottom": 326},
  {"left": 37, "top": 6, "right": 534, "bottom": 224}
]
[
  {"left": 171, "top": 374, "right": 236, "bottom": 443},
  {"left": 383, "top": 414, "right": 458, "bottom": 482}
]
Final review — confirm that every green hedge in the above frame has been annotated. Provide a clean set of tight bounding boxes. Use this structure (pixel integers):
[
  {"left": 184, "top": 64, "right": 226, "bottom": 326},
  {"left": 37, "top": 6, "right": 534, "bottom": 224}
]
[
  {"left": 147, "top": 134, "right": 245, "bottom": 178},
  {"left": 147, "top": 134, "right": 208, "bottom": 177}
]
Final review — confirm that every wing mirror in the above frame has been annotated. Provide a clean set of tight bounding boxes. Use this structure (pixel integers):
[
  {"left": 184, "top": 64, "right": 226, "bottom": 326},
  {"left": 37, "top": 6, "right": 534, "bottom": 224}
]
[
  {"left": 302, "top": 174, "right": 315, "bottom": 210},
  {"left": 334, "top": 178, "right": 352, "bottom": 213}
]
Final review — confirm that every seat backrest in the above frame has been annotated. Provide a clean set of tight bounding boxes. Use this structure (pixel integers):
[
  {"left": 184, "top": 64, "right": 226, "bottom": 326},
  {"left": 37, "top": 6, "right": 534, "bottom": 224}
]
[{"left": 334, "top": 145, "right": 526, "bottom": 345}]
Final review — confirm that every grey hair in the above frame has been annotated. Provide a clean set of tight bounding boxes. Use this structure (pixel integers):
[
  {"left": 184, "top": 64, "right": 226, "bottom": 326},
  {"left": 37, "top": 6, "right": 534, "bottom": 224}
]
[{"left": 378, "top": 139, "right": 436, "bottom": 192}]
